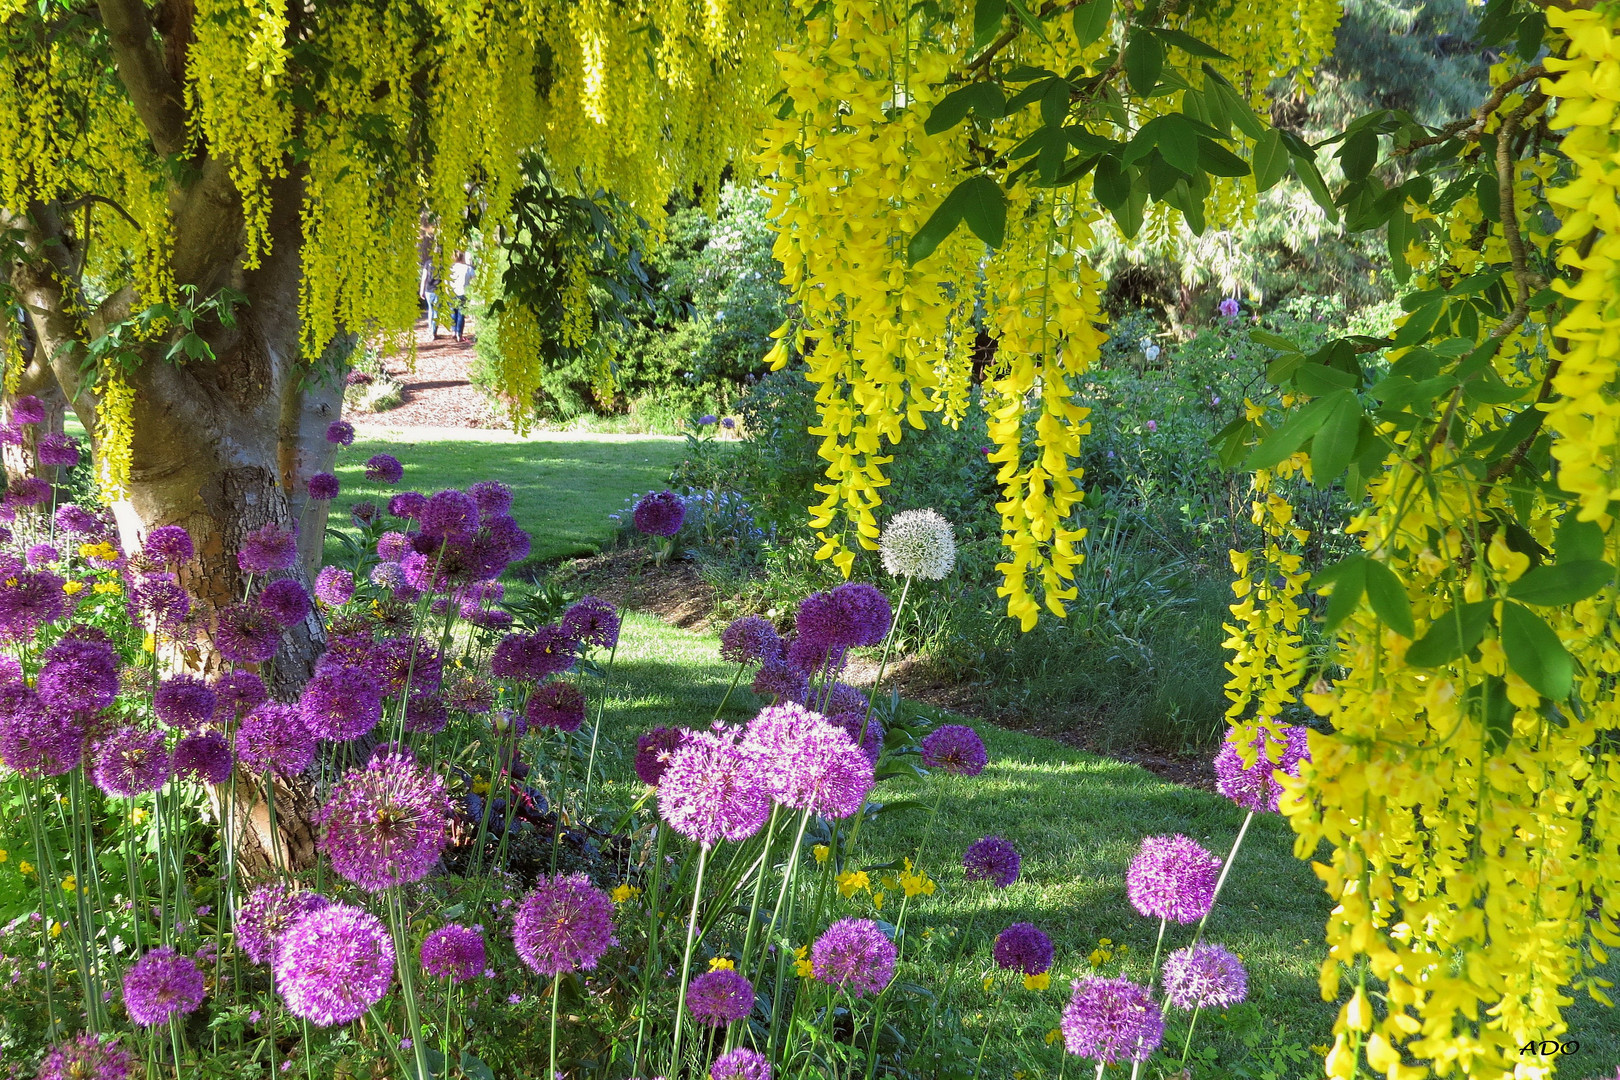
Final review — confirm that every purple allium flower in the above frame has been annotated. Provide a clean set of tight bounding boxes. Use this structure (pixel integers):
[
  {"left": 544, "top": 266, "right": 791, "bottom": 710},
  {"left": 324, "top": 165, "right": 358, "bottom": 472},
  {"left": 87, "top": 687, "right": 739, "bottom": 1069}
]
[
  {"left": 154, "top": 675, "right": 218, "bottom": 731},
  {"left": 1161, "top": 944, "right": 1247, "bottom": 1010},
  {"left": 8, "top": 475, "right": 52, "bottom": 506},
  {"left": 742, "top": 703, "right": 873, "bottom": 818},
  {"left": 0, "top": 423, "right": 20, "bottom": 447},
  {"left": 722, "top": 417, "right": 736, "bottom": 429},
  {"left": 711, "top": 1048, "right": 771, "bottom": 1080},
  {"left": 11, "top": 395, "right": 45, "bottom": 425},
  {"left": 830, "top": 711, "right": 884, "bottom": 765},
  {"left": 370, "top": 560, "right": 409, "bottom": 593},
  {"left": 720, "top": 616, "right": 781, "bottom": 666},
  {"left": 444, "top": 673, "right": 495, "bottom": 715},
  {"left": 419, "top": 490, "right": 480, "bottom": 540},
  {"left": 235, "top": 703, "right": 316, "bottom": 776},
  {"left": 512, "top": 872, "right": 617, "bottom": 975},
  {"left": 213, "top": 671, "right": 268, "bottom": 725},
  {"left": 142, "top": 525, "right": 195, "bottom": 566},
  {"left": 784, "top": 631, "right": 844, "bottom": 681},
  {"left": 484, "top": 513, "right": 531, "bottom": 564},
  {"left": 490, "top": 626, "right": 577, "bottom": 681},
  {"left": 38, "top": 431, "right": 80, "bottom": 468},
  {"left": 658, "top": 726, "right": 771, "bottom": 847},
  {"left": 318, "top": 751, "right": 450, "bottom": 891},
  {"left": 121, "top": 946, "right": 205, "bottom": 1026},
  {"left": 1126, "top": 835, "right": 1222, "bottom": 924},
  {"left": 751, "top": 658, "right": 808, "bottom": 703},
  {"left": 314, "top": 565, "right": 355, "bottom": 606},
  {"left": 239, "top": 523, "right": 298, "bottom": 575},
  {"left": 130, "top": 576, "right": 191, "bottom": 638},
  {"left": 260, "top": 578, "right": 312, "bottom": 628},
  {"left": 687, "top": 968, "right": 753, "bottom": 1025},
  {"left": 273, "top": 902, "right": 394, "bottom": 1026},
  {"left": 215, "top": 602, "right": 281, "bottom": 664},
  {"left": 526, "top": 681, "right": 586, "bottom": 732},
  {"left": 830, "top": 582, "right": 891, "bottom": 647},
  {"left": 388, "top": 492, "right": 427, "bottom": 520},
  {"left": 632, "top": 490, "right": 685, "bottom": 537},
  {"left": 350, "top": 501, "right": 378, "bottom": 526},
  {"left": 299, "top": 664, "right": 384, "bottom": 741},
  {"left": 810, "top": 918, "right": 895, "bottom": 998},
  {"left": 173, "top": 732, "right": 233, "bottom": 785},
  {"left": 1061, "top": 977, "right": 1163, "bottom": 1064},
  {"left": 236, "top": 881, "right": 330, "bottom": 965},
  {"left": 404, "top": 693, "right": 449, "bottom": 735},
  {"left": 920, "top": 725, "right": 987, "bottom": 777},
  {"left": 373, "top": 637, "right": 442, "bottom": 697},
  {"left": 325, "top": 420, "right": 355, "bottom": 446},
  {"left": 54, "top": 504, "right": 100, "bottom": 535},
  {"left": 376, "top": 531, "right": 412, "bottom": 562},
  {"left": 37, "top": 635, "right": 119, "bottom": 713},
  {"left": 399, "top": 551, "right": 443, "bottom": 593},
  {"left": 634, "top": 726, "right": 690, "bottom": 786},
  {"left": 0, "top": 570, "right": 70, "bottom": 639},
  {"left": 365, "top": 454, "right": 404, "bottom": 484},
  {"left": 1213, "top": 724, "right": 1311, "bottom": 813},
  {"left": 963, "top": 836, "right": 1021, "bottom": 889},
  {"left": 421, "top": 924, "right": 486, "bottom": 983},
  {"left": 1219, "top": 297, "right": 1242, "bottom": 320},
  {"left": 561, "top": 596, "right": 620, "bottom": 650},
  {"left": 36, "top": 1031, "right": 135, "bottom": 1080},
  {"left": 0, "top": 684, "right": 82, "bottom": 776},
  {"left": 469, "top": 480, "right": 513, "bottom": 516},
  {"left": 26, "top": 543, "right": 58, "bottom": 566},
  {"left": 1144, "top": 419, "right": 1158, "bottom": 433},
  {"left": 993, "top": 922, "right": 1053, "bottom": 975},
  {"left": 819, "top": 681, "right": 867, "bottom": 717},
  {"left": 697, "top": 414, "right": 717, "bottom": 425},
  {"left": 306, "top": 473, "right": 340, "bottom": 501},
  {"left": 92, "top": 727, "right": 171, "bottom": 798}
]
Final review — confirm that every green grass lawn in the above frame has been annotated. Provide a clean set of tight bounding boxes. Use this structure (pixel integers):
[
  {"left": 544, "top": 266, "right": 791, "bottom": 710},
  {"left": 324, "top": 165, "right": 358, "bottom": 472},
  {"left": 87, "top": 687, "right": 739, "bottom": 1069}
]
[
  {"left": 344, "top": 431, "right": 1619, "bottom": 1080},
  {"left": 328, "top": 424, "right": 683, "bottom": 564}
]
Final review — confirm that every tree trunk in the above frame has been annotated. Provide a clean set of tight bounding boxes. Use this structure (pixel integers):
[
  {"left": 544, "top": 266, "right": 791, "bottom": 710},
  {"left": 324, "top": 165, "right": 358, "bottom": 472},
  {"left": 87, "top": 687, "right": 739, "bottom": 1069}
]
[{"left": 11, "top": 177, "right": 346, "bottom": 874}]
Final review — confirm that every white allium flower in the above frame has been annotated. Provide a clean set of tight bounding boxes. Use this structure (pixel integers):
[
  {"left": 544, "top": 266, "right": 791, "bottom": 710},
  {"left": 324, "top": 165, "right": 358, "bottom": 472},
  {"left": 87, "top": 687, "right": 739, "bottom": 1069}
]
[{"left": 879, "top": 509, "right": 957, "bottom": 581}]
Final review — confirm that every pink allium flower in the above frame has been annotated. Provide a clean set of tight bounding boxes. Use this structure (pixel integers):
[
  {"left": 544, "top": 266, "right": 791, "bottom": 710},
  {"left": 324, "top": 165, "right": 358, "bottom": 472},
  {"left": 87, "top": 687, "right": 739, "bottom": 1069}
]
[
  {"left": 1126, "top": 834, "right": 1222, "bottom": 924},
  {"left": 273, "top": 903, "right": 394, "bottom": 1026},
  {"left": 711, "top": 1048, "right": 771, "bottom": 1080},
  {"left": 36, "top": 1032, "right": 134, "bottom": 1080},
  {"left": 512, "top": 872, "right": 617, "bottom": 975},
  {"left": 239, "top": 523, "right": 298, "bottom": 575},
  {"left": 122, "top": 946, "right": 205, "bottom": 1026},
  {"left": 1161, "top": 943, "right": 1247, "bottom": 1010},
  {"left": 1061, "top": 977, "right": 1162, "bottom": 1064},
  {"left": 741, "top": 703, "right": 872, "bottom": 818},
  {"left": 810, "top": 918, "right": 895, "bottom": 998},
  {"left": 658, "top": 726, "right": 771, "bottom": 847},
  {"left": 687, "top": 968, "right": 753, "bottom": 1025},
  {"left": 314, "top": 565, "right": 355, "bottom": 606},
  {"left": 317, "top": 752, "right": 450, "bottom": 891},
  {"left": 1213, "top": 724, "right": 1311, "bottom": 813},
  {"left": 236, "top": 882, "right": 329, "bottom": 966},
  {"left": 421, "top": 924, "right": 487, "bottom": 983}
]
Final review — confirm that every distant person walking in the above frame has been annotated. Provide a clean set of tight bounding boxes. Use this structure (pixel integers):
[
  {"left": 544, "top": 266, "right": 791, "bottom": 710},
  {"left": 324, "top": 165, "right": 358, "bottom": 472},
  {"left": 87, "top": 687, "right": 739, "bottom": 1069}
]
[
  {"left": 419, "top": 261, "right": 442, "bottom": 339},
  {"left": 448, "top": 251, "right": 475, "bottom": 342}
]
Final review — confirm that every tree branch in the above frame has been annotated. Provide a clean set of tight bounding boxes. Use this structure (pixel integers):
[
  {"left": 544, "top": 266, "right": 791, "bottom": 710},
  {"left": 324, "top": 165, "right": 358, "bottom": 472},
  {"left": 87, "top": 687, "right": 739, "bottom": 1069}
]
[
  {"left": 1395, "top": 65, "right": 1546, "bottom": 158},
  {"left": 97, "top": 0, "right": 189, "bottom": 157}
]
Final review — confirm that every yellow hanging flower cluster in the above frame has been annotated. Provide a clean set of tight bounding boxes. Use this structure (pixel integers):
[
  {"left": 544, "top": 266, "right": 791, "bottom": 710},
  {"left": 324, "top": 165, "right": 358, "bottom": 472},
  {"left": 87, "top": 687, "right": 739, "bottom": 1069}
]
[
  {"left": 1221, "top": 29, "right": 1620, "bottom": 1075},
  {"left": 93, "top": 368, "right": 136, "bottom": 500}
]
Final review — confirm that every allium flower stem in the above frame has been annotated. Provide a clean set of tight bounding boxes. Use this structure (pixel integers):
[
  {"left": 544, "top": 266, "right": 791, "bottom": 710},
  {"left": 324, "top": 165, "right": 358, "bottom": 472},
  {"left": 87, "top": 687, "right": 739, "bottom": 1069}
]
[
  {"left": 631, "top": 824, "right": 671, "bottom": 1073},
  {"left": 859, "top": 575, "right": 911, "bottom": 730},
  {"left": 1126, "top": 918, "right": 1169, "bottom": 1080},
  {"left": 669, "top": 843, "right": 711, "bottom": 1077},
  {"left": 712, "top": 660, "right": 745, "bottom": 722},
  {"left": 21, "top": 778, "right": 60, "bottom": 1030},
  {"left": 388, "top": 888, "right": 432, "bottom": 1080},
  {"left": 731, "top": 804, "right": 781, "bottom": 1052},
  {"left": 263, "top": 770, "right": 285, "bottom": 873},
  {"left": 1183, "top": 810, "right": 1253, "bottom": 967},
  {"left": 581, "top": 639, "right": 619, "bottom": 811},
  {"left": 1178, "top": 1003, "right": 1204, "bottom": 1065},
  {"left": 549, "top": 971, "right": 562, "bottom": 1080},
  {"left": 65, "top": 769, "right": 109, "bottom": 1029}
]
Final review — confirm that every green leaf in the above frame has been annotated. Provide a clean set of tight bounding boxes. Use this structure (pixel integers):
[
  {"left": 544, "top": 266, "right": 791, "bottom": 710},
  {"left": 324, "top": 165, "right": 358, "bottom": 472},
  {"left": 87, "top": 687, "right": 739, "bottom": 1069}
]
[
  {"left": 1197, "top": 138, "right": 1250, "bottom": 177},
  {"left": 460, "top": 1052, "right": 496, "bottom": 1080},
  {"left": 1291, "top": 152, "right": 1338, "bottom": 221},
  {"left": 1250, "top": 129, "right": 1289, "bottom": 192},
  {"left": 1150, "top": 26, "right": 1232, "bottom": 59},
  {"left": 1556, "top": 517, "right": 1605, "bottom": 563},
  {"left": 1506, "top": 560, "right": 1614, "bottom": 606},
  {"left": 1310, "top": 390, "right": 1361, "bottom": 483},
  {"left": 1391, "top": 300, "right": 1444, "bottom": 348},
  {"left": 1092, "top": 155, "right": 1130, "bottom": 212},
  {"left": 1387, "top": 207, "right": 1410, "bottom": 284},
  {"left": 1405, "top": 601, "right": 1492, "bottom": 667},
  {"left": 956, "top": 175, "right": 1007, "bottom": 248},
  {"left": 1294, "top": 362, "right": 1358, "bottom": 396},
  {"left": 1500, "top": 601, "right": 1574, "bottom": 700},
  {"left": 1249, "top": 328, "right": 1301, "bottom": 353},
  {"left": 1125, "top": 32, "right": 1164, "bottom": 97},
  {"left": 1245, "top": 393, "right": 1340, "bottom": 469},
  {"left": 974, "top": 0, "right": 1006, "bottom": 47},
  {"left": 1468, "top": 676, "right": 1515, "bottom": 754},
  {"left": 1071, "top": 0, "right": 1112, "bottom": 47},
  {"left": 1156, "top": 114, "right": 1201, "bottom": 175},
  {"left": 925, "top": 83, "right": 1005, "bottom": 135},
  {"left": 1201, "top": 63, "right": 1264, "bottom": 138},
  {"left": 1338, "top": 129, "right": 1378, "bottom": 181},
  {"left": 1040, "top": 79, "right": 1070, "bottom": 128},
  {"left": 1363, "top": 560, "right": 1415, "bottom": 638},
  {"left": 1321, "top": 556, "right": 1367, "bottom": 631},
  {"left": 907, "top": 196, "right": 964, "bottom": 263}
]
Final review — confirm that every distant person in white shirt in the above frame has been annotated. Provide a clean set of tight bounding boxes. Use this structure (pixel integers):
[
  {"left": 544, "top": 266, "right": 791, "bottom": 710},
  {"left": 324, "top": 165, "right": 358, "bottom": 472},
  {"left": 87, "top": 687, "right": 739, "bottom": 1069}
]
[{"left": 448, "top": 251, "right": 475, "bottom": 342}]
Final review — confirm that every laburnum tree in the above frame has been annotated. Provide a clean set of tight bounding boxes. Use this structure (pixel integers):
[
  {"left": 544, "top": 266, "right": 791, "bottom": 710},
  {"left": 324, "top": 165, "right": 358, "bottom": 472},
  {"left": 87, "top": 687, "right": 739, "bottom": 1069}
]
[{"left": 0, "top": 0, "right": 780, "bottom": 678}]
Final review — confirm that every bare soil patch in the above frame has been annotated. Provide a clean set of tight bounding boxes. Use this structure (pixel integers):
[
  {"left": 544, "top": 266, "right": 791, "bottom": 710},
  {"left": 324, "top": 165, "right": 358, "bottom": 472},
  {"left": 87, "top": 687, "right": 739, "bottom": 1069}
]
[{"left": 345, "top": 318, "right": 506, "bottom": 429}]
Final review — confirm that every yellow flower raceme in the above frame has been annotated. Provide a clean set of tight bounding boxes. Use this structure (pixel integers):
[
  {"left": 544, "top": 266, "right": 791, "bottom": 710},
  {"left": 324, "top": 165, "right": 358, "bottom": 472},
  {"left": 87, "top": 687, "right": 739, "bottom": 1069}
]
[{"left": 836, "top": 870, "right": 870, "bottom": 898}]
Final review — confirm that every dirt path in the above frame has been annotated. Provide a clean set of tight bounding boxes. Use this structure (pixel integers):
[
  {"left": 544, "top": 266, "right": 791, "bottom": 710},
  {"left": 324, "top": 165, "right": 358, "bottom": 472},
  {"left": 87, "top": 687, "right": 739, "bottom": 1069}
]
[{"left": 346, "top": 317, "right": 506, "bottom": 429}]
